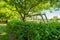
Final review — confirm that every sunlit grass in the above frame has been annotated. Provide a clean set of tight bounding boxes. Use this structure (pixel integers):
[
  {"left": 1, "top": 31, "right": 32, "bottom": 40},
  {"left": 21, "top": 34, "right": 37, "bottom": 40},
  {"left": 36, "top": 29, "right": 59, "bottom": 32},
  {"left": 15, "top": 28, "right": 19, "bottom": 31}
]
[
  {"left": 0, "top": 24, "right": 7, "bottom": 26},
  {"left": 0, "top": 32, "right": 7, "bottom": 35},
  {"left": 0, "top": 24, "right": 8, "bottom": 39}
]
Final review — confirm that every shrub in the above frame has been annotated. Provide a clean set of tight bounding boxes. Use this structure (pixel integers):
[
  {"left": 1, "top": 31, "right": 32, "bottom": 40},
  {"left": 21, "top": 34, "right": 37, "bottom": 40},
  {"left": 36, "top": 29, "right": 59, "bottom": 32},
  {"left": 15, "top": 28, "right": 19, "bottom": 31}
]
[{"left": 7, "top": 20, "right": 60, "bottom": 40}]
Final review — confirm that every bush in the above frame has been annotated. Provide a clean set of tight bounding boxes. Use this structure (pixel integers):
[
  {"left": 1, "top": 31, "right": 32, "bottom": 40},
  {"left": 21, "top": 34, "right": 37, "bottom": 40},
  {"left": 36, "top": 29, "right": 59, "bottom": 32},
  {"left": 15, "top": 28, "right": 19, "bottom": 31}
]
[{"left": 7, "top": 20, "right": 60, "bottom": 40}]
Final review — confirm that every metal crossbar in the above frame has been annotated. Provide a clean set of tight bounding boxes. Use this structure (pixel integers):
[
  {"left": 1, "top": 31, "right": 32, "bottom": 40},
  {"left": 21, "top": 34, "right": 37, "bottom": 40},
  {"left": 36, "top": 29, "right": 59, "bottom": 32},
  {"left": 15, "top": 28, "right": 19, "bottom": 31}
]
[{"left": 32, "top": 13, "right": 48, "bottom": 23}]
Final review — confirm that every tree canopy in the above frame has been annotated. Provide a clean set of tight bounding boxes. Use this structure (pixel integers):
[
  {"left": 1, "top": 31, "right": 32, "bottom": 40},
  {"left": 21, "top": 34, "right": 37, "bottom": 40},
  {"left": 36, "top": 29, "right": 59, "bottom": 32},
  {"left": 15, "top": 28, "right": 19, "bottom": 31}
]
[{"left": 0, "top": 0, "right": 60, "bottom": 21}]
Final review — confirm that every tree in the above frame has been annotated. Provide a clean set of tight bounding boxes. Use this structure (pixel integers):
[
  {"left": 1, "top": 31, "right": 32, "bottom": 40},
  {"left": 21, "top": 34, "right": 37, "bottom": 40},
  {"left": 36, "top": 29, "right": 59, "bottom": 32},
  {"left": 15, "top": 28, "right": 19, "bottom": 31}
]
[
  {"left": 3, "top": 0, "right": 60, "bottom": 21},
  {"left": 0, "top": 0, "right": 20, "bottom": 22}
]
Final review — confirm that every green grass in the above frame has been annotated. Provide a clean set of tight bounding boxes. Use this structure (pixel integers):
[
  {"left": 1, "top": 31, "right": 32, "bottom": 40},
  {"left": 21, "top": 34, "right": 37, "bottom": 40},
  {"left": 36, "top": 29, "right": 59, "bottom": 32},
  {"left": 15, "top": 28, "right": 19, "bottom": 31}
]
[{"left": 0, "top": 24, "right": 8, "bottom": 40}]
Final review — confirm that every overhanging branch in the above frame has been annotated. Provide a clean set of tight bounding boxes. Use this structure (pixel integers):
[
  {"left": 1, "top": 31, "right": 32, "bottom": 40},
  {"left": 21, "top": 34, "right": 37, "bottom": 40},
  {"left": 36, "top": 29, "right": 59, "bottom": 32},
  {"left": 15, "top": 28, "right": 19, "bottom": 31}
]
[
  {"left": 15, "top": 3, "right": 23, "bottom": 18},
  {"left": 27, "top": 0, "right": 41, "bottom": 14}
]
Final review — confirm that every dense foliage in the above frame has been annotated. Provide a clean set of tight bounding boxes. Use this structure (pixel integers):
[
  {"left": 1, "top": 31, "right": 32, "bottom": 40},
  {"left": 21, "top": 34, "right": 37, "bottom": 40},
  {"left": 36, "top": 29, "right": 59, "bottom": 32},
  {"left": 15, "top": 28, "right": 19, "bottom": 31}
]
[
  {"left": 0, "top": 0, "right": 20, "bottom": 22},
  {"left": 0, "top": 0, "right": 60, "bottom": 40},
  {"left": 7, "top": 20, "right": 60, "bottom": 40},
  {"left": 2, "top": 0, "right": 60, "bottom": 21}
]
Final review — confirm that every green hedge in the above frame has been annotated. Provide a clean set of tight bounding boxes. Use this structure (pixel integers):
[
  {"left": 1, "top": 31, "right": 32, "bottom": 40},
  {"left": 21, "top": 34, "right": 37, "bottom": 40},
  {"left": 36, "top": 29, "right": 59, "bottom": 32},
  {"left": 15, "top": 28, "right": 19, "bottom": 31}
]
[{"left": 7, "top": 20, "right": 60, "bottom": 40}]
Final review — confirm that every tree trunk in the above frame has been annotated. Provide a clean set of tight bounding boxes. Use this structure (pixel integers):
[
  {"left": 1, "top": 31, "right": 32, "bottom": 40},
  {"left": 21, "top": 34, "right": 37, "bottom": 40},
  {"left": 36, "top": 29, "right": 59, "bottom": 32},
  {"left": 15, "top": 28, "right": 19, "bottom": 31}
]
[{"left": 22, "top": 14, "right": 26, "bottom": 22}]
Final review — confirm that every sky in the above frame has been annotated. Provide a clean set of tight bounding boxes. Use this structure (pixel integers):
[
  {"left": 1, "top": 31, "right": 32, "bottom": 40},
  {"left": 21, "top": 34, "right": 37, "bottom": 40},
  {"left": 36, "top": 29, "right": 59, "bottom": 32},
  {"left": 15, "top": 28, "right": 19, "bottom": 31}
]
[{"left": 41, "top": 8, "right": 60, "bottom": 19}]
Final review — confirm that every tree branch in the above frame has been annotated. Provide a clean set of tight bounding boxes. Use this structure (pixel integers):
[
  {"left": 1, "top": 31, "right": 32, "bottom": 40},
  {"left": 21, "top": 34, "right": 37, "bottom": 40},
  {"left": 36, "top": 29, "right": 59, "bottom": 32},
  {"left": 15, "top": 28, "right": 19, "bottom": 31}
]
[
  {"left": 15, "top": 3, "right": 23, "bottom": 18},
  {"left": 27, "top": 0, "right": 41, "bottom": 14}
]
